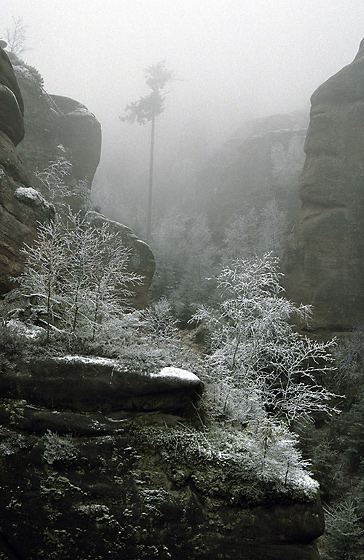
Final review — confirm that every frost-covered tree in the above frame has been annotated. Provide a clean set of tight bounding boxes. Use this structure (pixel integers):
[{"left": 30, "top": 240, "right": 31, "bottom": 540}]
[
  {"left": 61, "top": 212, "right": 142, "bottom": 336},
  {"left": 192, "top": 253, "right": 337, "bottom": 424},
  {"left": 19, "top": 216, "right": 66, "bottom": 340},
  {"left": 142, "top": 297, "right": 177, "bottom": 340},
  {"left": 223, "top": 200, "right": 287, "bottom": 262},
  {"left": 323, "top": 500, "right": 364, "bottom": 560},
  {"left": 259, "top": 199, "right": 287, "bottom": 256},
  {"left": 223, "top": 209, "right": 259, "bottom": 261},
  {"left": 120, "top": 61, "right": 174, "bottom": 240},
  {"left": 19, "top": 210, "right": 142, "bottom": 339},
  {"left": 5, "top": 17, "right": 29, "bottom": 58}
]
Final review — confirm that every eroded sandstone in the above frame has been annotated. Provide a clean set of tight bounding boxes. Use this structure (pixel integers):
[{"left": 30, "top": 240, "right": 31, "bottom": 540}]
[
  {"left": 0, "top": 403, "right": 324, "bottom": 560},
  {"left": 283, "top": 39, "right": 364, "bottom": 330},
  {"left": 0, "top": 45, "right": 54, "bottom": 293}
]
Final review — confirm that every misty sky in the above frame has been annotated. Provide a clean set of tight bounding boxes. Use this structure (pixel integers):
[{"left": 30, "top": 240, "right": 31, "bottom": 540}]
[{"left": 2, "top": 1, "right": 364, "bottom": 202}]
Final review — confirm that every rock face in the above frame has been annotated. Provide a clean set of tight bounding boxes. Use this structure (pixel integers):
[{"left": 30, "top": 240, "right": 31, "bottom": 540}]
[
  {"left": 9, "top": 54, "right": 101, "bottom": 192},
  {"left": 0, "top": 50, "right": 154, "bottom": 307},
  {"left": 196, "top": 113, "right": 307, "bottom": 235},
  {"left": 0, "top": 365, "right": 323, "bottom": 560},
  {"left": 50, "top": 94, "right": 102, "bottom": 184},
  {"left": 283, "top": 40, "right": 364, "bottom": 330},
  {"left": 0, "top": 47, "right": 53, "bottom": 294},
  {"left": 0, "top": 355, "right": 203, "bottom": 413},
  {"left": 0, "top": 47, "right": 24, "bottom": 145}
]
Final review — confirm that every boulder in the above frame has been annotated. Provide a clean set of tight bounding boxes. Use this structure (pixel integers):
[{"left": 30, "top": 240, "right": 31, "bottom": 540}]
[
  {"left": 51, "top": 94, "right": 102, "bottom": 184},
  {"left": 10, "top": 57, "right": 101, "bottom": 195},
  {"left": 0, "top": 356, "right": 203, "bottom": 413},
  {"left": 86, "top": 211, "right": 156, "bottom": 309},
  {"left": 283, "top": 39, "right": 364, "bottom": 330}
]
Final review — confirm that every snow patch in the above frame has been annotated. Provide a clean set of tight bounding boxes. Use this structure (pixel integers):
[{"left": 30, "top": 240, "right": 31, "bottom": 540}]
[
  {"left": 56, "top": 355, "right": 117, "bottom": 368},
  {"left": 7, "top": 320, "right": 45, "bottom": 340},
  {"left": 153, "top": 366, "right": 200, "bottom": 383},
  {"left": 14, "top": 187, "right": 54, "bottom": 214},
  {"left": 70, "top": 107, "right": 93, "bottom": 117},
  {"left": 15, "top": 186, "right": 43, "bottom": 203},
  {"left": 291, "top": 472, "right": 320, "bottom": 499},
  {"left": 55, "top": 357, "right": 200, "bottom": 385}
]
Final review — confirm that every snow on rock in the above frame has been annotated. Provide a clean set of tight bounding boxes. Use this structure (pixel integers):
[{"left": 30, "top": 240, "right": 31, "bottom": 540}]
[
  {"left": 6, "top": 319, "right": 45, "bottom": 340},
  {"left": 14, "top": 186, "right": 54, "bottom": 216},
  {"left": 291, "top": 473, "right": 320, "bottom": 501},
  {"left": 53, "top": 356, "right": 202, "bottom": 393},
  {"left": 0, "top": 354, "right": 204, "bottom": 413},
  {"left": 152, "top": 366, "right": 200, "bottom": 384},
  {"left": 57, "top": 355, "right": 118, "bottom": 368}
]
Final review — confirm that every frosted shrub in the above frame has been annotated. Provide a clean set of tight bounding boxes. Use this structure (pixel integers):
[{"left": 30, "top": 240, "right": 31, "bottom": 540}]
[
  {"left": 192, "top": 253, "right": 338, "bottom": 425},
  {"left": 35, "top": 158, "right": 73, "bottom": 210},
  {"left": 0, "top": 320, "right": 26, "bottom": 358},
  {"left": 35, "top": 158, "right": 92, "bottom": 211},
  {"left": 19, "top": 215, "right": 67, "bottom": 340},
  {"left": 250, "top": 418, "right": 312, "bottom": 486},
  {"left": 43, "top": 430, "right": 78, "bottom": 465},
  {"left": 143, "top": 297, "right": 177, "bottom": 339},
  {"left": 18, "top": 210, "right": 142, "bottom": 341}
]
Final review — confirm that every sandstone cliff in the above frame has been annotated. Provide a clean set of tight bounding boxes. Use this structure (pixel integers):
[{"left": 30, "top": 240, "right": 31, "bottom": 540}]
[
  {"left": 196, "top": 113, "right": 307, "bottom": 235},
  {"left": 283, "top": 40, "right": 364, "bottom": 330},
  {"left": 9, "top": 53, "right": 101, "bottom": 194},
  {"left": 0, "top": 49, "right": 155, "bottom": 307},
  {"left": 0, "top": 343, "right": 324, "bottom": 560},
  {"left": 0, "top": 46, "right": 53, "bottom": 294}
]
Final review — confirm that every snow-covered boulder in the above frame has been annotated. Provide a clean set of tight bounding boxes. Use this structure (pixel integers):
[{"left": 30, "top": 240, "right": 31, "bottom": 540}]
[{"left": 0, "top": 355, "right": 203, "bottom": 413}]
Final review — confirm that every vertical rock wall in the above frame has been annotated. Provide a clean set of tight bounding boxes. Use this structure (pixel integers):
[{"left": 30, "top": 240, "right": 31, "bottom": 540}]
[
  {"left": 0, "top": 49, "right": 155, "bottom": 305},
  {"left": 196, "top": 113, "right": 307, "bottom": 235},
  {"left": 283, "top": 40, "right": 364, "bottom": 330},
  {"left": 0, "top": 46, "right": 53, "bottom": 293}
]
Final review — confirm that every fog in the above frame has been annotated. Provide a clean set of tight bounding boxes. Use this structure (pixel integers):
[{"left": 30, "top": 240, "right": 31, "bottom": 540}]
[{"left": 2, "top": 0, "right": 364, "bottom": 225}]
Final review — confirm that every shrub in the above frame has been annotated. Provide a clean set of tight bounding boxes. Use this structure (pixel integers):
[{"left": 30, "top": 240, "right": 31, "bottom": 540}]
[
  {"left": 192, "top": 253, "right": 338, "bottom": 425},
  {"left": 18, "top": 210, "right": 142, "bottom": 341},
  {"left": 143, "top": 298, "right": 177, "bottom": 339},
  {"left": 43, "top": 430, "right": 78, "bottom": 465}
]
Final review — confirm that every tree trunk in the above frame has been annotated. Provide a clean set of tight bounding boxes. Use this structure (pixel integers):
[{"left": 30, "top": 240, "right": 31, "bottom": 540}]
[{"left": 146, "top": 114, "right": 155, "bottom": 241}]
